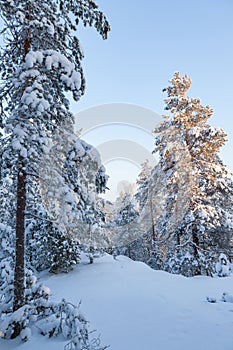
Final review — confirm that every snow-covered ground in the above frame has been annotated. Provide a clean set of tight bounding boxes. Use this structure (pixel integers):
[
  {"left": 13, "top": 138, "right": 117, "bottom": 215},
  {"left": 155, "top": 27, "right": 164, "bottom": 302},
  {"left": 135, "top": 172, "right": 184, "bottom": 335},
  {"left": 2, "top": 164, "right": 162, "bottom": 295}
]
[{"left": 1, "top": 254, "right": 233, "bottom": 350}]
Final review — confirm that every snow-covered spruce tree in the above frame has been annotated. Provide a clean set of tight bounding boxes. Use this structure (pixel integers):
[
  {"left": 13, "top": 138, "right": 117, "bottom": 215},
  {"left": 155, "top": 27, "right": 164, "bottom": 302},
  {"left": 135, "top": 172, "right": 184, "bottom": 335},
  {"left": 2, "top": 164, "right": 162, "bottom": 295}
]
[
  {"left": 153, "top": 72, "right": 233, "bottom": 276},
  {"left": 135, "top": 161, "right": 156, "bottom": 239},
  {"left": 26, "top": 136, "right": 109, "bottom": 273},
  {"left": 135, "top": 159, "right": 152, "bottom": 212},
  {"left": 0, "top": 134, "right": 16, "bottom": 257},
  {"left": 115, "top": 193, "right": 139, "bottom": 227},
  {"left": 112, "top": 192, "right": 140, "bottom": 258},
  {"left": 14, "top": 127, "right": 109, "bottom": 274},
  {"left": 0, "top": 136, "right": 18, "bottom": 316},
  {"left": 0, "top": 0, "right": 110, "bottom": 337},
  {"left": 127, "top": 162, "right": 164, "bottom": 268},
  {"left": 41, "top": 135, "right": 108, "bottom": 272},
  {"left": 125, "top": 161, "right": 153, "bottom": 263}
]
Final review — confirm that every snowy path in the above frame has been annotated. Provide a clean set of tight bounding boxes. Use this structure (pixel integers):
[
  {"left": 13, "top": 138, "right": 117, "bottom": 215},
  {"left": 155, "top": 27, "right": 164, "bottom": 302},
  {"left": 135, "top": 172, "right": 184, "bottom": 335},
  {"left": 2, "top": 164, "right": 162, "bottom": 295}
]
[{"left": 1, "top": 254, "right": 233, "bottom": 349}]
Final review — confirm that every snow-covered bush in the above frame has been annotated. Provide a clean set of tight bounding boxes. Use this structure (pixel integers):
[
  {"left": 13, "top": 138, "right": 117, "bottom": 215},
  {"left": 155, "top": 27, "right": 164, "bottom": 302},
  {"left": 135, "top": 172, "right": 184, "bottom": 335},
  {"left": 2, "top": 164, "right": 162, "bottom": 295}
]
[
  {"left": 165, "top": 250, "right": 200, "bottom": 276},
  {"left": 215, "top": 253, "right": 231, "bottom": 277},
  {"left": 0, "top": 261, "right": 51, "bottom": 318},
  {"left": 0, "top": 258, "right": 14, "bottom": 316},
  {"left": 36, "top": 299, "right": 88, "bottom": 340},
  {"left": 0, "top": 264, "right": 107, "bottom": 348},
  {"left": 147, "top": 250, "right": 164, "bottom": 271},
  {"left": 0, "top": 266, "right": 52, "bottom": 339},
  {"left": 165, "top": 249, "right": 215, "bottom": 277},
  {"left": 1, "top": 281, "right": 107, "bottom": 349},
  {"left": 1, "top": 304, "right": 33, "bottom": 339}
]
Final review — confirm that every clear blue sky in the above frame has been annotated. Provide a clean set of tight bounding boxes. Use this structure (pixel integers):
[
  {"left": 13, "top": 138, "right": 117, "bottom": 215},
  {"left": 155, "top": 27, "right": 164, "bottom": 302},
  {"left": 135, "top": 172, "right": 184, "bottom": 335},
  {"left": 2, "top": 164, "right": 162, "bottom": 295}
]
[
  {"left": 72, "top": 0, "right": 233, "bottom": 172},
  {"left": 1, "top": 1, "right": 232, "bottom": 199}
]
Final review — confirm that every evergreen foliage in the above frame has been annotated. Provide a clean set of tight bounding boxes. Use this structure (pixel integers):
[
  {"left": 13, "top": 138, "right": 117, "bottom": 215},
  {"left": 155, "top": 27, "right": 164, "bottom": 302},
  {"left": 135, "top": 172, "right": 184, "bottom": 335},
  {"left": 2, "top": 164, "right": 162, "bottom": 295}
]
[
  {"left": 135, "top": 159, "right": 152, "bottom": 212},
  {"left": 151, "top": 72, "right": 233, "bottom": 276},
  {"left": 131, "top": 73, "right": 233, "bottom": 277},
  {"left": 0, "top": 0, "right": 110, "bottom": 343}
]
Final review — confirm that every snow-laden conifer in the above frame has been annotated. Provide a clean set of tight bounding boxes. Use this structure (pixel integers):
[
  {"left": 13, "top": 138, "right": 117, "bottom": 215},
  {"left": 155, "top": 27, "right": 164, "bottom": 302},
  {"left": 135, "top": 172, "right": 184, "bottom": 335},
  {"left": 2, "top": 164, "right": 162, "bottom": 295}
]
[
  {"left": 0, "top": 0, "right": 110, "bottom": 341},
  {"left": 152, "top": 72, "right": 233, "bottom": 276}
]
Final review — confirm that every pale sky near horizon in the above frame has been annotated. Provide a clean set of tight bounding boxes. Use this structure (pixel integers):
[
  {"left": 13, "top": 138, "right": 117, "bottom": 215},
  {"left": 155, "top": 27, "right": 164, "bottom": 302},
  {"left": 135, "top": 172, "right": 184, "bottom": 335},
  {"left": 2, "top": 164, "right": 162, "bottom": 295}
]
[{"left": 71, "top": 0, "right": 233, "bottom": 199}]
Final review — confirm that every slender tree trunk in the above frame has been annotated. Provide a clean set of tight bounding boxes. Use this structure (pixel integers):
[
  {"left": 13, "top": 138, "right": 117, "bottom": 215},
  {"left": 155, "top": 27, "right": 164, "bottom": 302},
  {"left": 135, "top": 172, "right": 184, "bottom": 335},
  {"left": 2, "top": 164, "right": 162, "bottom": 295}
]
[
  {"left": 176, "top": 233, "right": 180, "bottom": 246},
  {"left": 13, "top": 156, "right": 26, "bottom": 311},
  {"left": 192, "top": 230, "right": 199, "bottom": 255},
  {"left": 192, "top": 229, "right": 201, "bottom": 275},
  {"left": 149, "top": 197, "right": 156, "bottom": 244},
  {"left": 13, "top": 6, "right": 31, "bottom": 313}
]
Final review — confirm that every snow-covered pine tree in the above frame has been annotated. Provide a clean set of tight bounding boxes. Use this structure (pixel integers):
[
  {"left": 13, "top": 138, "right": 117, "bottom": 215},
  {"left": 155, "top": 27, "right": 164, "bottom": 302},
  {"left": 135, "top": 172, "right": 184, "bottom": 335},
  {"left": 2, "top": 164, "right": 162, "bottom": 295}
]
[
  {"left": 153, "top": 72, "right": 233, "bottom": 276},
  {"left": 0, "top": 0, "right": 110, "bottom": 336}
]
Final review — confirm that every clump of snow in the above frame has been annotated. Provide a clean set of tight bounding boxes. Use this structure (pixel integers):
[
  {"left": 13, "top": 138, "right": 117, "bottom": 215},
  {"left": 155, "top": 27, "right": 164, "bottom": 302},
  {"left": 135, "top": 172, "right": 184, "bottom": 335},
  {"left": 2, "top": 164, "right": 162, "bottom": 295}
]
[
  {"left": 206, "top": 296, "right": 217, "bottom": 303},
  {"left": 221, "top": 292, "right": 233, "bottom": 303},
  {"left": 215, "top": 253, "right": 231, "bottom": 277},
  {"left": 15, "top": 10, "right": 25, "bottom": 23},
  {"left": 24, "top": 51, "right": 44, "bottom": 68},
  {"left": 23, "top": 50, "right": 81, "bottom": 91},
  {"left": 20, "top": 327, "right": 31, "bottom": 342}
]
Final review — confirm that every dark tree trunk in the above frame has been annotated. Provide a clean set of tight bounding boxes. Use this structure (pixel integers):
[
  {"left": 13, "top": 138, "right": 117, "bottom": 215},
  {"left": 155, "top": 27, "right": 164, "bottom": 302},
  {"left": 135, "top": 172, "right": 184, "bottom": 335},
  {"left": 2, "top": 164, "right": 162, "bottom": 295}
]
[
  {"left": 13, "top": 156, "right": 26, "bottom": 312},
  {"left": 13, "top": 6, "right": 31, "bottom": 315},
  {"left": 149, "top": 197, "right": 156, "bottom": 244},
  {"left": 192, "top": 229, "right": 201, "bottom": 275},
  {"left": 176, "top": 232, "right": 180, "bottom": 246},
  {"left": 192, "top": 230, "right": 199, "bottom": 256}
]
